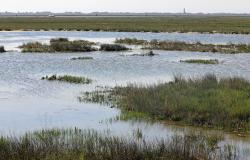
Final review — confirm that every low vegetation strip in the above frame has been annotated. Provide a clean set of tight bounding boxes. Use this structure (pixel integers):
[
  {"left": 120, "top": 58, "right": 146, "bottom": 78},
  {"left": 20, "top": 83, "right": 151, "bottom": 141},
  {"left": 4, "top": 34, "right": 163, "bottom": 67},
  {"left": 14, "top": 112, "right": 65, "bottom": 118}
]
[
  {"left": 180, "top": 59, "right": 219, "bottom": 64},
  {"left": 19, "top": 38, "right": 97, "bottom": 53},
  {"left": 1, "top": 16, "right": 250, "bottom": 34},
  {"left": 81, "top": 74, "right": 250, "bottom": 132},
  {"left": 115, "top": 38, "right": 250, "bottom": 54},
  {"left": 0, "top": 128, "right": 237, "bottom": 160},
  {"left": 42, "top": 75, "right": 92, "bottom": 84}
]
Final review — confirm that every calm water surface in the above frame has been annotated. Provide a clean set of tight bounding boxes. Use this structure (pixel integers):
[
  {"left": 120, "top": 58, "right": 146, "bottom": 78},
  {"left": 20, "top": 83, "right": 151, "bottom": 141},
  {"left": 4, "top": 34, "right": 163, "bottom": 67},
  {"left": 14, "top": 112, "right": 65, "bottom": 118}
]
[{"left": 0, "top": 31, "right": 249, "bottom": 159}]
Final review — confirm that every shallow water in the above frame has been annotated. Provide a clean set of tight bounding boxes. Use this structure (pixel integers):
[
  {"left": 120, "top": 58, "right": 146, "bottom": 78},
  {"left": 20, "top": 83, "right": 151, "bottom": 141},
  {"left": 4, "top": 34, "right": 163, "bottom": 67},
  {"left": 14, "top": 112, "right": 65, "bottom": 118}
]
[
  {"left": 1, "top": 31, "right": 250, "bottom": 51},
  {"left": 0, "top": 31, "right": 250, "bottom": 159}
]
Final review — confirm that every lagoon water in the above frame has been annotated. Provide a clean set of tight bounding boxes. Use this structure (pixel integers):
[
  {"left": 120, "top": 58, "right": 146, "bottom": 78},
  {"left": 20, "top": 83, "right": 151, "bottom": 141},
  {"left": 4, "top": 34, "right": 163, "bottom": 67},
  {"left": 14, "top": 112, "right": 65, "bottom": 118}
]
[{"left": 0, "top": 31, "right": 250, "bottom": 159}]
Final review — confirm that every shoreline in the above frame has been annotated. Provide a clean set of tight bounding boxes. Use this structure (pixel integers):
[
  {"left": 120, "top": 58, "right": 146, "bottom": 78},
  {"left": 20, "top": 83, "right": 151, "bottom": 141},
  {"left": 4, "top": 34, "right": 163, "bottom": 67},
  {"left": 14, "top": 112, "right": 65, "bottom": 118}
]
[{"left": 1, "top": 29, "right": 250, "bottom": 35}]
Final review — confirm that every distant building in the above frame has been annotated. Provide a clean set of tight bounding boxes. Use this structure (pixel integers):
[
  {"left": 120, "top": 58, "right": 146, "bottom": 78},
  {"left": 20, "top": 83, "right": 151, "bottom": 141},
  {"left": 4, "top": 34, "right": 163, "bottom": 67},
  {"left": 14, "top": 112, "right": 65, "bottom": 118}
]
[{"left": 183, "top": 8, "right": 186, "bottom": 14}]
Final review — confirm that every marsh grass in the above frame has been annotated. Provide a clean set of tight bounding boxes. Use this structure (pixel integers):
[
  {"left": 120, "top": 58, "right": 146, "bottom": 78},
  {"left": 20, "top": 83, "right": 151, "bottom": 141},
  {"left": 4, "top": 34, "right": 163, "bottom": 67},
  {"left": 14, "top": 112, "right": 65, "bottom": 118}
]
[
  {"left": 42, "top": 75, "right": 92, "bottom": 84},
  {"left": 1, "top": 16, "right": 250, "bottom": 34},
  {"left": 115, "top": 38, "right": 250, "bottom": 54},
  {"left": 81, "top": 74, "right": 250, "bottom": 132},
  {"left": 19, "top": 38, "right": 97, "bottom": 53},
  {"left": 180, "top": 59, "right": 219, "bottom": 64},
  {"left": 100, "top": 44, "right": 130, "bottom": 51},
  {"left": 0, "top": 46, "right": 6, "bottom": 52},
  {"left": 71, "top": 56, "right": 94, "bottom": 60},
  {"left": 0, "top": 128, "right": 237, "bottom": 160}
]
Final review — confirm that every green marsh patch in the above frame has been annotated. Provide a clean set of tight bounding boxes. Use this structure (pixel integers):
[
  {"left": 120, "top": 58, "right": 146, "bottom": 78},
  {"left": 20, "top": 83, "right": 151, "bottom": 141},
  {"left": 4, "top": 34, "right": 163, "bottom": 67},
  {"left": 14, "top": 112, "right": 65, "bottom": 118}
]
[
  {"left": 81, "top": 74, "right": 250, "bottom": 132},
  {"left": 19, "top": 38, "right": 97, "bottom": 53}
]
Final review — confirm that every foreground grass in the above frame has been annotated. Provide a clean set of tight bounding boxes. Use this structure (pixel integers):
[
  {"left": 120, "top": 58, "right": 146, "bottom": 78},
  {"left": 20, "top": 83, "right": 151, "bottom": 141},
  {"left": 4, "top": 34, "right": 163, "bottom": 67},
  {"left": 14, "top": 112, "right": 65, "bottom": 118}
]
[
  {"left": 115, "top": 38, "right": 250, "bottom": 54},
  {"left": 1, "top": 16, "right": 250, "bottom": 34},
  {"left": 0, "top": 128, "right": 238, "bottom": 160},
  {"left": 180, "top": 59, "right": 219, "bottom": 64},
  {"left": 42, "top": 75, "right": 92, "bottom": 84},
  {"left": 81, "top": 74, "right": 250, "bottom": 132},
  {"left": 19, "top": 38, "right": 97, "bottom": 53}
]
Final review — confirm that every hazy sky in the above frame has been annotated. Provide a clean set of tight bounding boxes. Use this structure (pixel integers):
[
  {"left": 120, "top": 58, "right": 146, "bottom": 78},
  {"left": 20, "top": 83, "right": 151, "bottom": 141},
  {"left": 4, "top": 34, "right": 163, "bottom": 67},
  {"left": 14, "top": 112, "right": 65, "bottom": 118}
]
[{"left": 1, "top": 0, "right": 250, "bottom": 13}]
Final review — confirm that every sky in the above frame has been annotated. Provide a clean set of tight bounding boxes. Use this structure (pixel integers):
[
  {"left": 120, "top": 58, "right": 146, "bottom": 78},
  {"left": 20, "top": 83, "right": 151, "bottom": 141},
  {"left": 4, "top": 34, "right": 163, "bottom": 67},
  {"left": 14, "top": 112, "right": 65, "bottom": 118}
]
[{"left": 1, "top": 0, "right": 250, "bottom": 13}]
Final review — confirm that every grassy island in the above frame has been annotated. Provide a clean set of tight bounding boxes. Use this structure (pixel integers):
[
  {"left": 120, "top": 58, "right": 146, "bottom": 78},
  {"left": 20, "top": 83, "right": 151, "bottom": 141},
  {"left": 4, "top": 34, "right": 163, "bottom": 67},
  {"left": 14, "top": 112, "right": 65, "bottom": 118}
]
[
  {"left": 115, "top": 38, "right": 250, "bottom": 54},
  {"left": 19, "top": 38, "right": 97, "bottom": 53},
  {"left": 81, "top": 74, "right": 250, "bottom": 132}
]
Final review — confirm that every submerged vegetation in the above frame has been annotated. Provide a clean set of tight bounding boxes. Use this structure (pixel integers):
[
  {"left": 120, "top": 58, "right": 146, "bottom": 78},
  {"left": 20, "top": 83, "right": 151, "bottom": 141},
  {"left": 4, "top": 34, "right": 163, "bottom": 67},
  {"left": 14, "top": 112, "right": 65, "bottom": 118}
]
[
  {"left": 41, "top": 75, "right": 92, "bottom": 84},
  {"left": 115, "top": 38, "right": 250, "bottom": 54},
  {"left": 19, "top": 38, "right": 97, "bottom": 53},
  {"left": 0, "top": 128, "right": 238, "bottom": 160},
  {"left": 81, "top": 74, "right": 250, "bottom": 132},
  {"left": 1, "top": 16, "right": 250, "bottom": 34},
  {"left": 71, "top": 56, "right": 94, "bottom": 60},
  {"left": 100, "top": 44, "right": 130, "bottom": 51},
  {"left": 180, "top": 59, "right": 219, "bottom": 64},
  {"left": 0, "top": 46, "right": 6, "bottom": 52}
]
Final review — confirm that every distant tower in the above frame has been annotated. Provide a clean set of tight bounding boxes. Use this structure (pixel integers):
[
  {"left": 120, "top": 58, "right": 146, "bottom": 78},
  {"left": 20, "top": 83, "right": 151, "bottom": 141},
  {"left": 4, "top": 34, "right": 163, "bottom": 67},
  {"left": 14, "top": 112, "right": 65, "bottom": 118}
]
[{"left": 183, "top": 8, "right": 186, "bottom": 14}]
